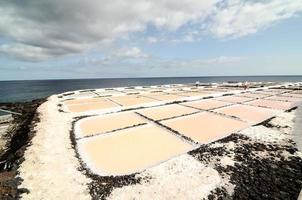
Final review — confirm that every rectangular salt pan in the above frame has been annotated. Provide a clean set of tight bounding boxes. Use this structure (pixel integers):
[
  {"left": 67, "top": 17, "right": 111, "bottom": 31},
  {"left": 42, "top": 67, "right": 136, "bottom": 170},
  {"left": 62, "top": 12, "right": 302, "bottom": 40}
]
[
  {"left": 161, "top": 112, "right": 248, "bottom": 144},
  {"left": 215, "top": 96, "right": 254, "bottom": 103},
  {"left": 280, "top": 93, "right": 302, "bottom": 98},
  {"left": 142, "top": 93, "right": 181, "bottom": 101},
  {"left": 246, "top": 99, "right": 298, "bottom": 110},
  {"left": 214, "top": 104, "right": 276, "bottom": 124},
  {"left": 64, "top": 97, "right": 105, "bottom": 105},
  {"left": 137, "top": 104, "right": 198, "bottom": 121},
  {"left": 96, "top": 91, "right": 123, "bottom": 96},
  {"left": 109, "top": 95, "right": 158, "bottom": 106},
  {"left": 265, "top": 96, "right": 302, "bottom": 103},
  {"left": 182, "top": 99, "right": 232, "bottom": 110},
  {"left": 255, "top": 89, "right": 287, "bottom": 94},
  {"left": 67, "top": 100, "right": 118, "bottom": 112},
  {"left": 77, "top": 112, "right": 146, "bottom": 138},
  {"left": 78, "top": 124, "right": 193, "bottom": 175},
  {"left": 236, "top": 93, "right": 270, "bottom": 99},
  {"left": 175, "top": 92, "right": 211, "bottom": 97},
  {"left": 67, "top": 92, "right": 96, "bottom": 99}
]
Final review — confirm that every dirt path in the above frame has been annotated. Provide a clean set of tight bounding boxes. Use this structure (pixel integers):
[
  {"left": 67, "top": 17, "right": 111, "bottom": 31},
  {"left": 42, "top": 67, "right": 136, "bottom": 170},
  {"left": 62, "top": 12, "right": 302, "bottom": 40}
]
[{"left": 18, "top": 97, "right": 90, "bottom": 200}]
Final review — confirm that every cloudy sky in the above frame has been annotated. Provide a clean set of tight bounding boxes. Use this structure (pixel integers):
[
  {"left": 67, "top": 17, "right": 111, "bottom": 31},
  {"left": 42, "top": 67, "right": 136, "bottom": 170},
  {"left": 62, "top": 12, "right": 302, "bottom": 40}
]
[{"left": 0, "top": 0, "right": 302, "bottom": 80}]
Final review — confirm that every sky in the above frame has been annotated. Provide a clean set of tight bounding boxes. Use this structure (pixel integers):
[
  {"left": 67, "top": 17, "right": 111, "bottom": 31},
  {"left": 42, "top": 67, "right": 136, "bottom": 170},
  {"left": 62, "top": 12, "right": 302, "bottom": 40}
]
[{"left": 0, "top": 0, "right": 302, "bottom": 80}]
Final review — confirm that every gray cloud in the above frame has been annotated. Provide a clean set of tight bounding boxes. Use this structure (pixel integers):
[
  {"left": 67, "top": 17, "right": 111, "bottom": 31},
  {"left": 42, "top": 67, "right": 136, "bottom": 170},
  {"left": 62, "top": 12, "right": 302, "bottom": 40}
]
[{"left": 0, "top": 0, "right": 301, "bottom": 61}]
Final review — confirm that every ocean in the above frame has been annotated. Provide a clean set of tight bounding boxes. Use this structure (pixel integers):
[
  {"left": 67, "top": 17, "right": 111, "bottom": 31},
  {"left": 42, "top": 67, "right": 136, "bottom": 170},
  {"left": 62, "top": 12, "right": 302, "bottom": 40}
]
[{"left": 0, "top": 76, "right": 301, "bottom": 103}]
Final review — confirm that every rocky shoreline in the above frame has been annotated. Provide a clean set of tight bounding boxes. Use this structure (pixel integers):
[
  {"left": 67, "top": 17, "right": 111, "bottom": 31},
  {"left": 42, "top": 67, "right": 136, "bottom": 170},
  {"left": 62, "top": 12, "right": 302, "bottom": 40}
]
[{"left": 0, "top": 99, "right": 45, "bottom": 199}]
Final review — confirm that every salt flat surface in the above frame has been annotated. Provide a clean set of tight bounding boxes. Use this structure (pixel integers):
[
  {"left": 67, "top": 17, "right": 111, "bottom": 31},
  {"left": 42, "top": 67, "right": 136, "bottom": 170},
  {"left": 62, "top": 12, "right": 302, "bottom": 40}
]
[
  {"left": 77, "top": 112, "right": 146, "bottom": 138},
  {"left": 236, "top": 92, "right": 271, "bottom": 99},
  {"left": 176, "top": 91, "right": 211, "bottom": 97},
  {"left": 246, "top": 99, "right": 297, "bottom": 110},
  {"left": 182, "top": 99, "right": 232, "bottom": 110},
  {"left": 67, "top": 92, "right": 96, "bottom": 99},
  {"left": 142, "top": 93, "right": 181, "bottom": 101},
  {"left": 292, "top": 90, "right": 302, "bottom": 94},
  {"left": 96, "top": 91, "right": 123, "bottom": 96},
  {"left": 161, "top": 112, "right": 249, "bottom": 143},
  {"left": 137, "top": 104, "right": 198, "bottom": 121},
  {"left": 109, "top": 95, "right": 157, "bottom": 107},
  {"left": 214, "top": 104, "right": 276, "bottom": 124},
  {"left": 280, "top": 93, "right": 302, "bottom": 98},
  {"left": 67, "top": 100, "right": 119, "bottom": 112},
  {"left": 78, "top": 124, "right": 193, "bottom": 175},
  {"left": 215, "top": 96, "right": 254, "bottom": 103},
  {"left": 64, "top": 97, "right": 105, "bottom": 105},
  {"left": 265, "top": 95, "right": 302, "bottom": 102}
]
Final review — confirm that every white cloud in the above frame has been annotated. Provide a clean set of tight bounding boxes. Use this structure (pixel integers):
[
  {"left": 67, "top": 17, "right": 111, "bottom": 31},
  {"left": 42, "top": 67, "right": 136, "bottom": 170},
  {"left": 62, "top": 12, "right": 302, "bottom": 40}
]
[
  {"left": 0, "top": 0, "right": 217, "bottom": 61},
  {"left": 147, "top": 37, "right": 158, "bottom": 44},
  {"left": 0, "top": 0, "right": 301, "bottom": 61},
  {"left": 112, "top": 47, "right": 149, "bottom": 59},
  {"left": 209, "top": 0, "right": 302, "bottom": 38}
]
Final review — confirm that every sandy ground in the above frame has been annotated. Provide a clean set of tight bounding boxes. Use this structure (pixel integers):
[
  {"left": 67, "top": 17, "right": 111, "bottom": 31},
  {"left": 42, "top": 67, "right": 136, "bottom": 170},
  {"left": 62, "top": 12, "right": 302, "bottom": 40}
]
[{"left": 18, "top": 97, "right": 91, "bottom": 200}]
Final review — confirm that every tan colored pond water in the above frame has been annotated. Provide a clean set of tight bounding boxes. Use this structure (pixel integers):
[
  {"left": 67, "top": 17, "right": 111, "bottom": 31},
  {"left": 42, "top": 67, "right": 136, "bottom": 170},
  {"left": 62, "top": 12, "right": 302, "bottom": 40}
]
[
  {"left": 161, "top": 112, "right": 248, "bottom": 143},
  {"left": 78, "top": 124, "right": 193, "bottom": 175}
]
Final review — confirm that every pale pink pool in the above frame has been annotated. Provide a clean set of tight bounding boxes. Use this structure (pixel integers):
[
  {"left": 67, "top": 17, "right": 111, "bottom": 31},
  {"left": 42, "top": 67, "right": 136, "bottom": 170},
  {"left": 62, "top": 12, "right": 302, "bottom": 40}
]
[
  {"left": 137, "top": 104, "right": 198, "bottom": 121},
  {"left": 246, "top": 99, "right": 297, "bottom": 110},
  {"left": 182, "top": 99, "right": 232, "bottom": 110},
  {"left": 78, "top": 124, "right": 193, "bottom": 175},
  {"left": 66, "top": 99, "right": 119, "bottom": 112},
  {"left": 215, "top": 96, "right": 254, "bottom": 103},
  {"left": 161, "top": 112, "right": 249, "bottom": 143},
  {"left": 77, "top": 112, "right": 146, "bottom": 137},
  {"left": 265, "top": 96, "right": 302, "bottom": 103},
  {"left": 214, "top": 104, "right": 276, "bottom": 124},
  {"left": 109, "top": 95, "right": 158, "bottom": 107}
]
